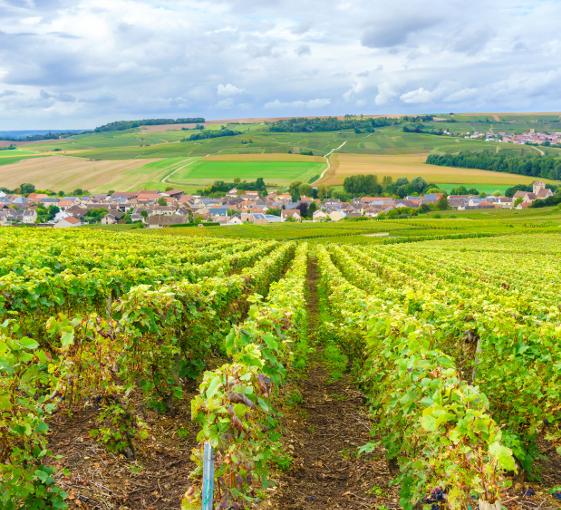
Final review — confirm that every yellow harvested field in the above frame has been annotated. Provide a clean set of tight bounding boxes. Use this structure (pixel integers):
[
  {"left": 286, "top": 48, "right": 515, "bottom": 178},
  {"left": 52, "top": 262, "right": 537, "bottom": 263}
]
[
  {"left": 0, "top": 156, "right": 160, "bottom": 192},
  {"left": 206, "top": 153, "right": 325, "bottom": 163},
  {"left": 318, "top": 153, "right": 553, "bottom": 186}
]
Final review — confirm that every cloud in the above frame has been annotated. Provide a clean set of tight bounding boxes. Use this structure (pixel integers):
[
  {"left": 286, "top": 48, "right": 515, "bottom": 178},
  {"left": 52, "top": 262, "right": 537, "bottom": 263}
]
[
  {"left": 264, "top": 98, "right": 331, "bottom": 109},
  {"left": 217, "top": 83, "right": 244, "bottom": 97},
  {"left": 400, "top": 87, "right": 436, "bottom": 104},
  {"left": 0, "top": 0, "right": 560, "bottom": 128},
  {"left": 361, "top": 14, "right": 440, "bottom": 48}
]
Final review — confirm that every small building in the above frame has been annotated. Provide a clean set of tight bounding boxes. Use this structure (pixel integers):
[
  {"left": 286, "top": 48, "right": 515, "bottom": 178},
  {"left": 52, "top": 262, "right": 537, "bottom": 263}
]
[
  {"left": 147, "top": 214, "right": 188, "bottom": 228},
  {"left": 54, "top": 216, "right": 82, "bottom": 228},
  {"left": 281, "top": 209, "right": 302, "bottom": 222},
  {"left": 313, "top": 210, "right": 329, "bottom": 222},
  {"left": 329, "top": 210, "right": 347, "bottom": 222}
]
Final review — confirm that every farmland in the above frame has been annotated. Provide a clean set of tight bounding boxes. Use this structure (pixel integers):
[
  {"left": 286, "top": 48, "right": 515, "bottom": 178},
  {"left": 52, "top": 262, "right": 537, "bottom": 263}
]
[
  {"left": 0, "top": 155, "right": 162, "bottom": 192},
  {"left": 317, "top": 152, "right": 554, "bottom": 188},
  {"left": 2, "top": 210, "right": 561, "bottom": 510},
  {"left": 1, "top": 114, "right": 560, "bottom": 193},
  {"left": 169, "top": 156, "right": 325, "bottom": 186}
]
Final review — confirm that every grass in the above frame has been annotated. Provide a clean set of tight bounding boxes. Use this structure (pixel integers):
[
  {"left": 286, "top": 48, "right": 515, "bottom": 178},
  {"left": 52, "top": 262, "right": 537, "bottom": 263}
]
[
  {"left": 145, "top": 206, "right": 561, "bottom": 244},
  {"left": 436, "top": 183, "right": 513, "bottom": 193},
  {"left": 170, "top": 158, "right": 325, "bottom": 186}
]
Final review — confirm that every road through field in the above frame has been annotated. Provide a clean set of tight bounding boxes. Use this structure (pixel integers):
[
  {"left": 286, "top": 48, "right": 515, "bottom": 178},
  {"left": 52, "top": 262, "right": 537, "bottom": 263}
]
[
  {"left": 313, "top": 140, "right": 347, "bottom": 184},
  {"left": 160, "top": 158, "right": 198, "bottom": 184}
]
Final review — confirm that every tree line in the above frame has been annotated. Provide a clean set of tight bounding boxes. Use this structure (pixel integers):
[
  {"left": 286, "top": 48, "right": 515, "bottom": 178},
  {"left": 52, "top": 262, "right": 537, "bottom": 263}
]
[
  {"left": 94, "top": 118, "right": 205, "bottom": 132},
  {"left": 426, "top": 151, "right": 561, "bottom": 180},
  {"left": 184, "top": 127, "right": 241, "bottom": 141},
  {"left": 0, "top": 131, "right": 82, "bottom": 142},
  {"left": 269, "top": 116, "right": 395, "bottom": 133},
  {"left": 342, "top": 174, "right": 436, "bottom": 198},
  {"left": 198, "top": 178, "right": 267, "bottom": 196},
  {"left": 0, "top": 183, "right": 88, "bottom": 196}
]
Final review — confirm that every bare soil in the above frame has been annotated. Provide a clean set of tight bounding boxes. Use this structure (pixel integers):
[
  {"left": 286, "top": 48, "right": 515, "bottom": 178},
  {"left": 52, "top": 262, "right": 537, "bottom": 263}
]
[
  {"left": 267, "top": 257, "right": 399, "bottom": 509},
  {"left": 48, "top": 406, "right": 195, "bottom": 510}
]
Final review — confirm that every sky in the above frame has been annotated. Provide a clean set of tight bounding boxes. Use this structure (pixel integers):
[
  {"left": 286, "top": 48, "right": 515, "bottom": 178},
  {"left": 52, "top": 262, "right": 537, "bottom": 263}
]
[{"left": 1, "top": 0, "right": 560, "bottom": 129}]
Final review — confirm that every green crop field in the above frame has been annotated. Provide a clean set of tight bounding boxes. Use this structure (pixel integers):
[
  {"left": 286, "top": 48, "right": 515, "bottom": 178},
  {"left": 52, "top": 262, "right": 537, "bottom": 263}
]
[
  {"left": 2, "top": 113, "right": 560, "bottom": 193},
  {"left": 168, "top": 158, "right": 325, "bottom": 186}
]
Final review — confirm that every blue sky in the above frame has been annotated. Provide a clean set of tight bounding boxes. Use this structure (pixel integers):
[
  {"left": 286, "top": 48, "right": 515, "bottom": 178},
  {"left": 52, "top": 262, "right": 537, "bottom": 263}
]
[{"left": 1, "top": 0, "right": 560, "bottom": 129}]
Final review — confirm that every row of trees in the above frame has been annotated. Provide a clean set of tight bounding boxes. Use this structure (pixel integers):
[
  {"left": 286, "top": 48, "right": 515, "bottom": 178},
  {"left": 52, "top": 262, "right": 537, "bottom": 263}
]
[
  {"left": 198, "top": 178, "right": 267, "bottom": 196},
  {"left": 403, "top": 124, "right": 447, "bottom": 135},
  {"left": 94, "top": 118, "right": 205, "bottom": 132},
  {"left": 269, "top": 116, "right": 395, "bottom": 133},
  {"left": 427, "top": 151, "right": 561, "bottom": 180},
  {"left": 0, "top": 183, "right": 89, "bottom": 197},
  {"left": 343, "top": 175, "right": 436, "bottom": 198},
  {"left": 184, "top": 127, "right": 241, "bottom": 141}
]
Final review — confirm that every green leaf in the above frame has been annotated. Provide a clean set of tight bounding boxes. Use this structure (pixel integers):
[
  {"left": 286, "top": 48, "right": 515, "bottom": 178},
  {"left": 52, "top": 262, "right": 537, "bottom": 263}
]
[
  {"left": 489, "top": 441, "right": 516, "bottom": 472},
  {"left": 19, "top": 337, "right": 39, "bottom": 350}
]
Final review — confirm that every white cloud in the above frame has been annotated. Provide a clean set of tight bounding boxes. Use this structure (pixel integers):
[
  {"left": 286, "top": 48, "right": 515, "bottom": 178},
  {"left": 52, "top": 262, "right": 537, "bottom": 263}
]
[
  {"left": 264, "top": 98, "right": 331, "bottom": 109},
  {"left": 217, "top": 83, "right": 244, "bottom": 97},
  {"left": 0, "top": 0, "right": 561, "bottom": 128},
  {"left": 400, "top": 87, "right": 436, "bottom": 104}
]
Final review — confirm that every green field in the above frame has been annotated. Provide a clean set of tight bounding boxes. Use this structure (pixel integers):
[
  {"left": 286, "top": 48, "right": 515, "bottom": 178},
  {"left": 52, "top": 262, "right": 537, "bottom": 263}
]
[
  {"left": 169, "top": 159, "right": 325, "bottom": 186},
  {"left": 145, "top": 206, "right": 561, "bottom": 244},
  {"left": 1, "top": 113, "right": 560, "bottom": 193},
  {"left": 435, "top": 183, "right": 512, "bottom": 193}
]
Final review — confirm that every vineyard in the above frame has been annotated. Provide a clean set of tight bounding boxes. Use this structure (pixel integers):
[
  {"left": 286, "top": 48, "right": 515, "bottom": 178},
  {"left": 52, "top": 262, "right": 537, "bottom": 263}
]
[{"left": 1, "top": 228, "right": 560, "bottom": 509}]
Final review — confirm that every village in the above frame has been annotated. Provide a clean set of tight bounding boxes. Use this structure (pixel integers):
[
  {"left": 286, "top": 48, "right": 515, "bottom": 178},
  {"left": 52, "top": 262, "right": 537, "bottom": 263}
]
[
  {"left": 468, "top": 129, "right": 561, "bottom": 146},
  {"left": 0, "top": 181, "right": 553, "bottom": 228}
]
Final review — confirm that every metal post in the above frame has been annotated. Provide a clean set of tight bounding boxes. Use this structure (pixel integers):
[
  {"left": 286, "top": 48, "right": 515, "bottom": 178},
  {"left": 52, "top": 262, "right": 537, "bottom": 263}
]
[{"left": 202, "top": 442, "right": 214, "bottom": 510}]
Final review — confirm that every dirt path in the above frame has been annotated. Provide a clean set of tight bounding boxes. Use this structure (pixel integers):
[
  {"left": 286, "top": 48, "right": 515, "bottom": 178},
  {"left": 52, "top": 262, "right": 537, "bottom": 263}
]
[
  {"left": 314, "top": 140, "right": 347, "bottom": 184},
  {"left": 529, "top": 145, "right": 545, "bottom": 156},
  {"left": 268, "top": 256, "right": 398, "bottom": 509}
]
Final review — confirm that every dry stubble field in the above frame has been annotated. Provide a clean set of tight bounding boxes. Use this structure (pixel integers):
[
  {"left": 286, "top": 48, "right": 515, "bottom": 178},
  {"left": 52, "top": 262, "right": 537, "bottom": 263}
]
[
  {"left": 317, "top": 152, "right": 551, "bottom": 186},
  {"left": 0, "top": 156, "right": 160, "bottom": 192}
]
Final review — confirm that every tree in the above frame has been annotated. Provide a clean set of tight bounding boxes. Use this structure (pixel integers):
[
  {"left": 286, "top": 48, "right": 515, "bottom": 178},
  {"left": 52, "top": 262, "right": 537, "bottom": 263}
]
[
  {"left": 317, "top": 186, "right": 330, "bottom": 200},
  {"left": 157, "top": 197, "right": 167, "bottom": 206},
  {"left": 308, "top": 202, "right": 318, "bottom": 216},
  {"left": 18, "top": 183, "right": 35, "bottom": 195},
  {"left": 267, "top": 207, "right": 282, "bottom": 217},
  {"left": 298, "top": 202, "right": 309, "bottom": 218},
  {"left": 436, "top": 195, "right": 449, "bottom": 210},
  {"left": 83, "top": 208, "right": 107, "bottom": 224},
  {"left": 343, "top": 175, "right": 382, "bottom": 196},
  {"left": 289, "top": 181, "right": 302, "bottom": 202},
  {"left": 298, "top": 183, "right": 313, "bottom": 197},
  {"left": 35, "top": 205, "right": 60, "bottom": 223}
]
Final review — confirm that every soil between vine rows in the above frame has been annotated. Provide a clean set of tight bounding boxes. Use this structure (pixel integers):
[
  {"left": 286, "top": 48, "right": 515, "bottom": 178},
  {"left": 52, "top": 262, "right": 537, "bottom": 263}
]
[{"left": 266, "top": 256, "right": 400, "bottom": 509}]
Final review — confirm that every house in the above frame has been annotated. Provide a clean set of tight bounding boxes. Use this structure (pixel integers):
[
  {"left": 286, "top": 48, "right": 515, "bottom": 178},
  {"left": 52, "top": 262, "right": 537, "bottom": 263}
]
[
  {"left": 281, "top": 209, "right": 302, "bottom": 222},
  {"left": 241, "top": 213, "right": 283, "bottom": 224},
  {"left": 101, "top": 213, "right": 123, "bottom": 225},
  {"left": 329, "top": 210, "right": 347, "bottom": 222},
  {"left": 226, "top": 215, "right": 243, "bottom": 225},
  {"left": 27, "top": 193, "right": 49, "bottom": 203},
  {"left": 313, "top": 210, "right": 329, "bottom": 222},
  {"left": 66, "top": 205, "right": 88, "bottom": 218},
  {"left": 147, "top": 214, "right": 188, "bottom": 228},
  {"left": 162, "top": 189, "right": 185, "bottom": 200},
  {"left": 54, "top": 216, "right": 82, "bottom": 228},
  {"left": 22, "top": 209, "right": 38, "bottom": 224},
  {"left": 136, "top": 191, "right": 161, "bottom": 203},
  {"left": 533, "top": 181, "right": 553, "bottom": 199},
  {"left": 513, "top": 181, "right": 553, "bottom": 208},
  {"left": 421, "top": 193, "right": 444, "bottom": 205}
]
